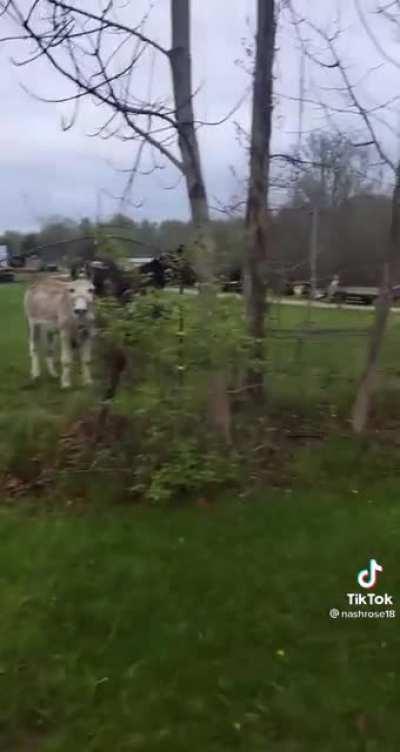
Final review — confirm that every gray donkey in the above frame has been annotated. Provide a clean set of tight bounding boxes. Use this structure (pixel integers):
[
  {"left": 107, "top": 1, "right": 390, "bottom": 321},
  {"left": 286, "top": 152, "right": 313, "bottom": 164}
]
[{"left": 24, "top": 277, "right": 95, "bottom": 388}]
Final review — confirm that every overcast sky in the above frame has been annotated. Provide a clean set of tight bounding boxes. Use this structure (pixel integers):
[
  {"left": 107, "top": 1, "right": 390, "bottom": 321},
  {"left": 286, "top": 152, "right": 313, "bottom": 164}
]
[{"left": 1, "top": 0, "right": 400, "bottom": 233}]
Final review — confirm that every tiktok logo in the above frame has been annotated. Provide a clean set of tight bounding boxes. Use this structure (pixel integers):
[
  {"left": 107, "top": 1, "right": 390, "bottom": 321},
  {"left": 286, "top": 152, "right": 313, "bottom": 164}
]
[{"left": 357, "top": 559, "right": 383, "bottom": 589}]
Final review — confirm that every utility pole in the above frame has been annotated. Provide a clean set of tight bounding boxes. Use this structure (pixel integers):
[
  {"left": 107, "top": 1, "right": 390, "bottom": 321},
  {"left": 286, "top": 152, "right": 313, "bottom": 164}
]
[
  {"left": 309, "top": 206, "right": 319, "bottom": 299},
  {"left": 297, "top": 49, "right": 306, "bottom": 155}
]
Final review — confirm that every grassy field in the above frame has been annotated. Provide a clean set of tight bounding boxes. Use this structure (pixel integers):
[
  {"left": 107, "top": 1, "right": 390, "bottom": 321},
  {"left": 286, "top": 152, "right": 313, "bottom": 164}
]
[
  {"left": 3, "top": 280, "right": 400, "bottom": 417},
  {"left": 1, "top": 282, "right": 400, "bottom": 750}
]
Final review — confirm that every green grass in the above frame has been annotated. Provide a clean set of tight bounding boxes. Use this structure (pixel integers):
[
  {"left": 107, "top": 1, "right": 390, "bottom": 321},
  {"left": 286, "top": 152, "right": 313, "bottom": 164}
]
[
  {"left": 1, "top": 497, "right": 400, "bottom": 751},
  {"left": 2, "top": 283, "right": 400, "bottom": 749}
]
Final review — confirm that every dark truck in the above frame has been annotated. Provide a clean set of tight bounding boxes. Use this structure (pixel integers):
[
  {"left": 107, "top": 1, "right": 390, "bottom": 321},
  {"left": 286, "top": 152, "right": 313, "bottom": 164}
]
[
  {"left": 332, "top": 286, "right": 379, "bottom": 306},
  {"left": 332, "top": 285, "right": 400, "bottom": 306},
  {"left": 0, "top": 269, "right": 15, "bottom": 283}
]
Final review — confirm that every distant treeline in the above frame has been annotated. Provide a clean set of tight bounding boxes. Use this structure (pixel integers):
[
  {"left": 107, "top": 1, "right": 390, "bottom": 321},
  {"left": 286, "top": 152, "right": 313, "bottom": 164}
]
[{"left": 1, "top": 193, "right": 396, "bottom": 288}]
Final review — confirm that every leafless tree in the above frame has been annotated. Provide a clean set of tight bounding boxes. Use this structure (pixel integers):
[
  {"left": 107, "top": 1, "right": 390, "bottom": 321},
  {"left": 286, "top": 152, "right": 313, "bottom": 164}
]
[
  {"left": 244, "top": 0, "right": 276, "bottom": 393},
  {"left": 290, "top": 132, "right": 377, "bottom": 209},
  {"left": 0, "top": 0, "right": 217, "bottom": 281},
  {"left": 286, "top": 1, "right": 400, "bottom": 433}
]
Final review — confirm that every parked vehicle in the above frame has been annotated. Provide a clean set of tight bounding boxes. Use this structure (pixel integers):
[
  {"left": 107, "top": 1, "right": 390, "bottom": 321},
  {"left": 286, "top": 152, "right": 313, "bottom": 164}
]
[
  {"left": 220, "top": 267, "right": 242, "bottom": 294},
  {"left": 42, "top": 263, "right": 59, "bottom": 272},
  {"left": 0, "top": 269, "right": 15, "bottom": 283},
  {"left": 392, "top": 284, "right": 400, "bottom": 303},
  {"left": 332, "top": 286, "right": 379, "bottom": 305}
]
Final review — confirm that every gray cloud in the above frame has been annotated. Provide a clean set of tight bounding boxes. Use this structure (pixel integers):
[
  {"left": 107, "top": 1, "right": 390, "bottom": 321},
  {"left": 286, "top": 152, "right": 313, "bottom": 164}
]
[{"left": 0, "top": 0, "right": 399, "bottom": 232}]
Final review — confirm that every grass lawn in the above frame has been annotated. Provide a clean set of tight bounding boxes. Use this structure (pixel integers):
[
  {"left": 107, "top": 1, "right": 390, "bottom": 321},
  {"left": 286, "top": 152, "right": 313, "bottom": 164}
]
[
  {"left": 1, "top": 497, "right": 400, "bottom": 751},
  {"left": 1, "top": 282, "right": 400, "bottom": 750}
]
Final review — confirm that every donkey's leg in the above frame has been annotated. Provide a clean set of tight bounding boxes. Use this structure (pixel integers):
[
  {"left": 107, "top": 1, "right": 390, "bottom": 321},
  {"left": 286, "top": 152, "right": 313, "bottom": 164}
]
[
  {"left": 45, "top": 330, "right": 58, "bottom": 378},
  {"left": 60, "top": 331, "right": 73, "bottom": 389},
  {"left": 80, "top": 335, "right": 93, "bottom": 386},
  {"left": 29, "top": 322, "right": 41, "bottom": 380}
]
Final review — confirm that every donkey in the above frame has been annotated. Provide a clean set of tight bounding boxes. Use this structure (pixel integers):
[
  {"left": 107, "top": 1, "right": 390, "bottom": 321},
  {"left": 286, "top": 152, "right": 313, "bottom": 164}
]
[{"left": 24, "top": 277, "right": 95, "bottom": 388}]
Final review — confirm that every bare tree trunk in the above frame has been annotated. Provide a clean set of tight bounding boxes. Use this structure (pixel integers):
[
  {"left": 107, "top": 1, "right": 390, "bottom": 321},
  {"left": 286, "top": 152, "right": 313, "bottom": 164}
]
[
  {"left": 245, "top": 0, "right": 276, "bottom": 393},
  {"left": 169, "top": 0, "right": 230, "bottom": 440},
  {"left": 351, "top": 162, "right": 400, "bottom": 434},
  {"left": 169, "top": 0, "right": 214, "bottom": 286}
]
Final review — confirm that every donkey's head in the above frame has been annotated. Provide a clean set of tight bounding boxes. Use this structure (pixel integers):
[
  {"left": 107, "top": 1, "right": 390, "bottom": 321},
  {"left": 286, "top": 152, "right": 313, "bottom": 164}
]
[{"left": 68, "top": 278, "right": 95, "bottom": 320}]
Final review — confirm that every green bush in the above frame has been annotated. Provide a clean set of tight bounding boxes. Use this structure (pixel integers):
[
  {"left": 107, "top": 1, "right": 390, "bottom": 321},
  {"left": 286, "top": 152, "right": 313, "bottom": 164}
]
[{"left": 132, "top": 438, "right": 241, "bottom": 506}]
